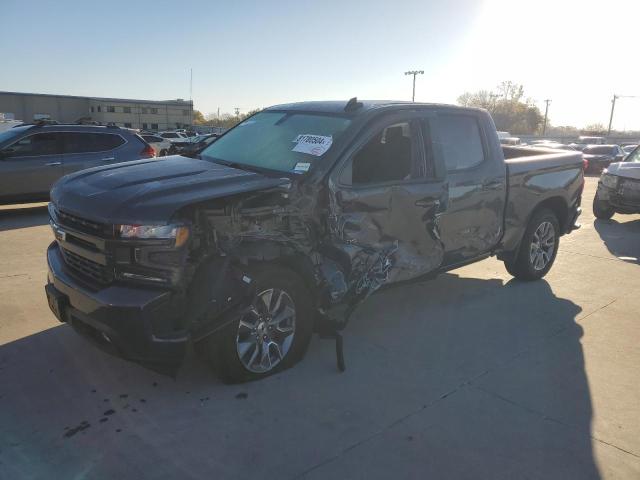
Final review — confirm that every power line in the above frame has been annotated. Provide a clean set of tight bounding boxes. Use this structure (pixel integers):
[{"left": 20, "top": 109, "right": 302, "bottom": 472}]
[{"left": 404, "top": 70, "right": 424, "bottom": 102}]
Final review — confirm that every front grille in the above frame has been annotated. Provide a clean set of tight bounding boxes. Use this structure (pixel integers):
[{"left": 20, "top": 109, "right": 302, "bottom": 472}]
[
  {"left": 56, "top": 209, "right": 110, "bottom": 236},
  {"left": 61, "top": 248, "right": 113, "bottom": 284}
]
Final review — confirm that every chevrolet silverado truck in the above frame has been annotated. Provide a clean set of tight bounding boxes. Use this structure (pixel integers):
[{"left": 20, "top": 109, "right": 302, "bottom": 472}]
[
  {"left": 593, "top": 145, "right": 640, "bottom": 219},
  {"left": 45, "top": 99, "right": 584, "bottom": 383}
]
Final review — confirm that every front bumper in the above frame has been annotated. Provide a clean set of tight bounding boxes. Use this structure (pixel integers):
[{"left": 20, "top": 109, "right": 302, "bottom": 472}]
[
  {"left": 597, "top": 182, "right": 640, "bottom": 213},
  {"left": 46, "top": 242, "right": 188, "bottom": 366}
]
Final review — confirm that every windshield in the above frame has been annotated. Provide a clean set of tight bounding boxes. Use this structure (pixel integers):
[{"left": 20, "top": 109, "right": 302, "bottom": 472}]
[
  {"left": 200, "top": 111, "right": 352, "bottom": 173},
  {"left": 626, "top": 147, "right": 640, "bottom": 162},
  {"left": 583, "top": 146, "right": 615, "bottom": 155}
]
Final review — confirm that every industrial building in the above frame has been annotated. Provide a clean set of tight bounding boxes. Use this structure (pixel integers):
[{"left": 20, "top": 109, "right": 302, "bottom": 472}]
[{"left": 0, "top": 91, "right": 193, "bottom": 131}]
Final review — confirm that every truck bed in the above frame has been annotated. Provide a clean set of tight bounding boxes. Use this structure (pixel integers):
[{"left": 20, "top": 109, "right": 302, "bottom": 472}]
[{"left": 501, "top": 146, "right": 584, "bottom": 252}]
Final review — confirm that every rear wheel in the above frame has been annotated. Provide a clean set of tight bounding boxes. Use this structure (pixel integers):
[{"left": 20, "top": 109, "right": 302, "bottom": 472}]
[
  {"left": 159, "top": 149, "right": 167, "bottom": 157},
  {"left": 593, "top": 192, "right": 615, "bottom": 220},
  {"left": 199, "top": 265, "right": 314, "bottom": 383},
  {"left": 504, "top": 209, "right": 560, "bottom": 281}
]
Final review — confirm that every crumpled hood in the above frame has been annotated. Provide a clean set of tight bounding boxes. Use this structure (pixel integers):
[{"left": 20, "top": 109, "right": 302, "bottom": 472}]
[
  {"left": 50, "top": 156, "right": 290, "bottom": 224},
  {"left": 606, "top": 161, "right": 640, "bottom": 180}
]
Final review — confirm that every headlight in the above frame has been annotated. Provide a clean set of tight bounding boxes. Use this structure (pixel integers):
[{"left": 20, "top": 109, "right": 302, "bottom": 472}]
[
  {"left": 118, "top": 224, "right": 190, "bottom": 246},
  {"left": 601, "top": 173, "right": 618, "bottom": 189}
]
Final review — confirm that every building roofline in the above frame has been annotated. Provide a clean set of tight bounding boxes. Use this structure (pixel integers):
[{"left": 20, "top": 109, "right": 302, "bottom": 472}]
[{"left": 0, "top": 91, "right": 193, "bottom": 106}]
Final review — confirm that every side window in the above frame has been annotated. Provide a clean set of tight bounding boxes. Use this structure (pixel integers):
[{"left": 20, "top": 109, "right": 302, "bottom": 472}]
[
  {"left": 434, "top": 114, "right": 485, "bottom": 171},
  {"left": 63, "top": 133, "right": 125, "bottom": 154},
  {"left": 9, "top": 133, "right": 62, "bottom": 157},
  {"left": 348, "top": 122, "right": 421, "bottom": 186}
]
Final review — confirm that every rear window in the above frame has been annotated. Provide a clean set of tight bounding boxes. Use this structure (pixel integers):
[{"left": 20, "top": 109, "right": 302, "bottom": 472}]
[
  {"left": 433, "top": 115, "right": 485, "bottom": 171},
  {"left": 63, "top": 133, "right": 125, "bottom": 154},
  {"left": 161, "top": 133, "right": 179, "bottom": 138},
  {"left": 583, "top": 146, "right": 615, "bottom": 155}
]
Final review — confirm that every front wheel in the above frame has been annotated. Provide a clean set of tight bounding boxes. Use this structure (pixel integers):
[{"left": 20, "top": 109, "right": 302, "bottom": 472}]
[
  {"left": 198, "top": 265, "right": 314, "bottom": 383},
  {"left": 593, "top": 192, "right": 615, "bottom": 220},
  {"left": 504, "top": 209, "right": 560, "bottom": 281}
]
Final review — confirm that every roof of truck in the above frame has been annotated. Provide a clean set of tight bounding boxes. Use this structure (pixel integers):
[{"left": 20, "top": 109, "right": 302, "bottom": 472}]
[{"left": 265, "top": 99, "right": 481, "bottom": 115}]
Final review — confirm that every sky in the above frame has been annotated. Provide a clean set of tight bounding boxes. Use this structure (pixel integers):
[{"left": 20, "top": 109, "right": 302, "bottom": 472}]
[{"left": 2, "top": 0, "right": 639, "bottom": 130}]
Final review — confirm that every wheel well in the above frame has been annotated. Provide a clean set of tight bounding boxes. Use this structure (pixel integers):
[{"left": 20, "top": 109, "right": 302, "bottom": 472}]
[{"left": 532, "top": 196, "right": 569, "bottom": 232}]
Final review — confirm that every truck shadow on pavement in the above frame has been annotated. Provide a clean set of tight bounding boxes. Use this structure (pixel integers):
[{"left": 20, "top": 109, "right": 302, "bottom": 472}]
[
  {"left": 594, "top": 217, "right": 640, "bottom": 263},
  {"left": 0, "top": 273, "right": 601, "bottom": 479},
  {"left": 0, "top": 204, "right": 49, "bottom": 232}
]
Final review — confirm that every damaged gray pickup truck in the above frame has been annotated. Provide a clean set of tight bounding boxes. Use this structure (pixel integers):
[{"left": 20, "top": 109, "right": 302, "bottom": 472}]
[{"left": 45, "top": 99, "right": 584, "bottom": 382}]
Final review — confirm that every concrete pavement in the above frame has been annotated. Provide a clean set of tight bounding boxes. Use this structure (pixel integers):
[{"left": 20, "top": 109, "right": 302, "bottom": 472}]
[{"left": 0, "top": 177, "right": 639, "bottom": 479}]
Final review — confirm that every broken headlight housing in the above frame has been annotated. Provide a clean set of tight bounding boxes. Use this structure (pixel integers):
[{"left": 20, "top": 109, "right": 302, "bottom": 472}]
[
  {"left": 600, "top": 173, "right": 618, "bottom": 189},
  {"left": 118, "top": 224, "right": 190, "bottom": 247}
]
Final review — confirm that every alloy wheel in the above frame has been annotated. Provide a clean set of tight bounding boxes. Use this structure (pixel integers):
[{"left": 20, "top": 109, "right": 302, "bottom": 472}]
[
  {"left": 529, "top": 221, "right": 555, "bottom": 271},
  {"left": 236, "top": 288, "right": 296, "bottom": 373}
]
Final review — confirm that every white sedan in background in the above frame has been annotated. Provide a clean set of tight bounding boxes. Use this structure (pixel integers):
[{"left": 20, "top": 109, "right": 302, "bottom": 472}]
[{"left": 141, "top": 134, "right": 173, "bottom": 156}]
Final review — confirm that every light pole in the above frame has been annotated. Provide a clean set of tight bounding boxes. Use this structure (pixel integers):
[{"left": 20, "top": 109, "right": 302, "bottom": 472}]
[
  {"left": 608, "top": 94, "right": 639, "bottom": 135},
  {"left": 542, "top": 99, "right": 551, "bottom": 135},
  {"left": 404, "top": 70, "right": 424, "bottom": 102}
]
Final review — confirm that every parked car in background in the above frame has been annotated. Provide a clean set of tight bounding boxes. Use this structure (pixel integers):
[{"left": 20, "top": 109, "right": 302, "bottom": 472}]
[
  {"left": 158, "top": 131, "right": 192, "bottom": 150},
  {"left": 45, "top": 99, "right": 583, "bottom": 382},
  {"left": 570, "top": 135, "right": 606, "bottom": 151},
  {"left": 593, "top": 146, "right": 640, "bottom": 219},
  {"left": 582, "top": 144, "right": 625, "bottom": 173},
  {"left": 500, "top": 136, "right": 521, "bottom": 145},
  {"left": 0, "top": 124, "right": 155, "bottom": 204},
  {"left": 141, "top": 134, "right": 173, "bottom": 156},
  {"left": 526, "top": 141, "right": 576, "bottom": 150},
  {"left": 622, "top": 144, "right": 638, "bottom": 155},
  {"left": 178, "top": 133, "right": 220, "bottom": 156}
]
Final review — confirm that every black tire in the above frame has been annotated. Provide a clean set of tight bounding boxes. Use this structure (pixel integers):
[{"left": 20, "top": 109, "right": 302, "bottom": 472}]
[
  {"left": 504, "top": 209, "right": 560, "bottom": 281},
  {"left": 593, "top": 191, "right": 615, "bottom": 220},
  {"left": 199, "top": 265, "right": 314, "bottom": 384},
  {"left": 159, "top": 149, "right": 167, "bottom": 157}
]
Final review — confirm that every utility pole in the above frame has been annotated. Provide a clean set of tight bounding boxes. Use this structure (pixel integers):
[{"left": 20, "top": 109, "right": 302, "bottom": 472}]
[
  {"left": 542, "top": 99, "right": 551, "bottom": 135},
  {"left": 404, "top": 70, "right": 424, "bottom": 102},
  {"left": 607, "top": 94, "right": 639, "bottom": 136},
  {"left": 189, "top": 68, "right": 193, "bottom": 127},
  {"left": 607, "top": 95, "right": 617, "bottom": 136},
  {"left": 234, "top": 107, "right": 240, "bottom": 118}
]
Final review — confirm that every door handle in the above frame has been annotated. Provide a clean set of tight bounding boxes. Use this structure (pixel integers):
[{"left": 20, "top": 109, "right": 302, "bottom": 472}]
[
  {"left": 101, "top": 157, "right": 116, "bottom": 161},
  {"left": 415, "top": 199, "right": 440, "bottom": 208},
  {"left": 482, "top": 180, "right": 503, "bottom": 190},
  {"left": 45, "top": 161, "right": 62, "bottom": 166}
]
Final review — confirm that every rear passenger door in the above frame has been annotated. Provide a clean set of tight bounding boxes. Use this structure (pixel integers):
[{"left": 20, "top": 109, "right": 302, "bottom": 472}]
[
  {"left": 62, "top": 132, "right": 126, "bottom": 174},
  {"left": 0, "top": 132, "right": 65, "bottom": 198},
  {"left": 431, "top": 111, "right": 507, "bottom": 266}
]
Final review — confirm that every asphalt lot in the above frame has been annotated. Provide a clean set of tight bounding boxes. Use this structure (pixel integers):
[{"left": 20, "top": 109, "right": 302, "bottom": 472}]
[{"left": 0, "top": 176, "right": 639, "bottom": 480}]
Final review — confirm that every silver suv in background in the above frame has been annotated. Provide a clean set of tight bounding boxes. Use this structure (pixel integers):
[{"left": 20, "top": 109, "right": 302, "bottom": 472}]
[{"left": 0, "top": 124, "right": 155, "bottom": 204}]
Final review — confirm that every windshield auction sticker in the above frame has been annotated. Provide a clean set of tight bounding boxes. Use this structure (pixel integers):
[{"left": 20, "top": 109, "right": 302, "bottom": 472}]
[
  {"left": 293, "top": 162, "right": 311, "bottom": 174},
  {"left": 292, "top": 134, "right": 333, "bottom": 156}
]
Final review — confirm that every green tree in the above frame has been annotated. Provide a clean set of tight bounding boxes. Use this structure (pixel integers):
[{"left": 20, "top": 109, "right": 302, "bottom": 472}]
[
  {"left": 457, "top": 82, "right": 543, "bottom": 135},
  {"left": 192, "top": 110, "right": 206, "bottom": 124}
]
